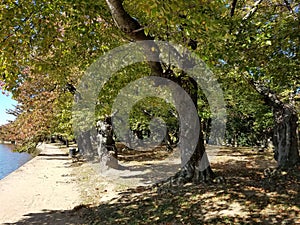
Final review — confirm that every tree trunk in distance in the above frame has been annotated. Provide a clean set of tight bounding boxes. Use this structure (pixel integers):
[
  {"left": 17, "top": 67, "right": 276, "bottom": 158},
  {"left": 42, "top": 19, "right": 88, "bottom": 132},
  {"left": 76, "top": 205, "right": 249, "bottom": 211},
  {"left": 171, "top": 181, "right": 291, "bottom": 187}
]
[
  {"left": 250, "top": 80, "right": 300, "bottom": 169},
  {"left": 96, "top": 117, "right": 118, "bottom": 170},
  {"left": 273, "top": 104, "right": 299, "bottom": 169},
  {"left": 77, "top": 130, "right": 96, "bottom": 160}
]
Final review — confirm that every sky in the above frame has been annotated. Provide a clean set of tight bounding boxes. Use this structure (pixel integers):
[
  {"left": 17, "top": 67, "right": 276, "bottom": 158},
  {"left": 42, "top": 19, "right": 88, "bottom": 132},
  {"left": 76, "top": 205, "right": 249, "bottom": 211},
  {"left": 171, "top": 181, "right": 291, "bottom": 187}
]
[{"left": 0, "top": 93, "right": 17, "bottom": 125}]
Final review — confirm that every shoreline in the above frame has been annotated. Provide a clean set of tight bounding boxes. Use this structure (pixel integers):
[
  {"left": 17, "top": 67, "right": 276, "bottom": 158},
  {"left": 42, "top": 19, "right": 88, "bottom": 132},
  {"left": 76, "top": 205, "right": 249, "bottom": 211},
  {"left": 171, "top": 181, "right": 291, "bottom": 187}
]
[
  {"left": 0, "top": 141, "right": 15, "bottom": 145},
  {"left": 0, "top": 143, "right": 83, "bottom": 224}
]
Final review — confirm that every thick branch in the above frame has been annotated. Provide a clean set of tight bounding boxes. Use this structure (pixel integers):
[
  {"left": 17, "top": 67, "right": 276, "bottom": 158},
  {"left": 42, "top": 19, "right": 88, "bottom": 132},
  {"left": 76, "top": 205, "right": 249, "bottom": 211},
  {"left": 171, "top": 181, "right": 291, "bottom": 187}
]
[
  {"left": 105, "top": 0, "right": 163, "bottom": 76},
  {"left": 242, "top": 0, "right": 263, "bottom": 21},
  {"left": 106, "top": 0, "right": 147, "bottom": 40},
  {"left": 231, "top": 0, "right": 264, "bottom": 36},
  {"left": 105, "top": 0, "right": 196, "bottom": 76},
  {"left": 230, "top": 0, "right": 238, "bottom": 17},
  {"left": 248, "top": 79, "right": 284, "bottom": 109}
]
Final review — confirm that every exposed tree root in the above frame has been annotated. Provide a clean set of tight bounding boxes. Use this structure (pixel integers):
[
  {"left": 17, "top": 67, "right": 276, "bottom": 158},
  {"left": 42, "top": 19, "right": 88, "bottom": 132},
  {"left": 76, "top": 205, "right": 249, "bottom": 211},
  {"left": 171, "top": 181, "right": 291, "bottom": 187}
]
[
  {"left": 151, "top": 165, "right": 226, "bottom": 193},
  {"left": 263, "top": 161, "right": 300, "bottom": 178}
]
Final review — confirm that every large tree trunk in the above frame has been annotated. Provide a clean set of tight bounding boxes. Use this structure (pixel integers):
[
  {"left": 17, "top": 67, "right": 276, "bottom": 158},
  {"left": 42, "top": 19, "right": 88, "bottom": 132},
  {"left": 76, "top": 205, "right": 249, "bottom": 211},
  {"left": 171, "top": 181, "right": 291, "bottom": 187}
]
[
  {"left": 251, "top": 81, "right": 300, "bottom": 169},
  {"left": 105, "top": 0, "right": 215, "bottom": 184},
  {"left": 170, "top": 75, "right": 215, "bottom": 184},
  {"left": 96, "top": 117, "right": 118, "bottom": 170},
  {"left": 77, "top": 130, "right": 96, "bottom": 160},
  {"left": 273, "top": 104, "right": 299, "bottom": 169}
]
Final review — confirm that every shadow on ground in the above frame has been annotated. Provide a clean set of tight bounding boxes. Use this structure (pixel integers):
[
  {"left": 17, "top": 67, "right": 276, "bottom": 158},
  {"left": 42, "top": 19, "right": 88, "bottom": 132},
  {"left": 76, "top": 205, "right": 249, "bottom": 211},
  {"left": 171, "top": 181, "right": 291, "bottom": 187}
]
[
  {"left": 3, "top": 209, "right": 85, "bottom": 225},
  {"left": 6, "top": 147, "right": 300, "bottom": 225}
]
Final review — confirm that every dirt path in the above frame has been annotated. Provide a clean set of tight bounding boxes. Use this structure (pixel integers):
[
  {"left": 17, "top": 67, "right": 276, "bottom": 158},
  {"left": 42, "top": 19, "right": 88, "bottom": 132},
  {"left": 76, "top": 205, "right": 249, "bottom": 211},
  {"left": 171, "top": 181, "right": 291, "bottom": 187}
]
[
  {"left": 74, "top": 145, "right": 244, "bottom": 205},
  {"left": 73, "top": 146, "right": 183, "bottom": 205},
  {"left": 73, "top": 146, "right": 300, "bottom": 225},
  {"left": 0, "top": 143, "right": 83, "bottom": 224},
  {"left": 0, "top": 143, "right": 283, "bottom": 224}
]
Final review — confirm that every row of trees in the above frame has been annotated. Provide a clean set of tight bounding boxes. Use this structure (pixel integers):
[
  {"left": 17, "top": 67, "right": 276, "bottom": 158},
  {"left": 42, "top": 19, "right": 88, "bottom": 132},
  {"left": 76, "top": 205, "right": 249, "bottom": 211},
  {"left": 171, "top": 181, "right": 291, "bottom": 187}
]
[{"left": 0, "top": 0, "right": 299, "bottom": 180}]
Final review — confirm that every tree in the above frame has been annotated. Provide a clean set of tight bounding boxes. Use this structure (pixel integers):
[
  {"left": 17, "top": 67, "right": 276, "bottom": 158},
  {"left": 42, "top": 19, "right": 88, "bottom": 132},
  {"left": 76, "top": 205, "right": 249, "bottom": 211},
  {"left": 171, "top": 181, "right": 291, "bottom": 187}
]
[
  {"left": 3, "top": 70, "right": 58, "bottom": 152},
  {"left": 226, "top": 0, "right": 300, "bottom": 169},
  {"left": 103, "top": 0, "right": 300, "bottom": 172},
  {"left": 103, "top": 0, "right": 224, "bottom": 183},
  {"left": 0, "top": 0, "right": 122, "bottom": 149},
  {"left": 221, "top": 70, "right": 274, "bottom": 147},
  {"left": 1, "top": 0, "right": 298, "bottom": 176}
]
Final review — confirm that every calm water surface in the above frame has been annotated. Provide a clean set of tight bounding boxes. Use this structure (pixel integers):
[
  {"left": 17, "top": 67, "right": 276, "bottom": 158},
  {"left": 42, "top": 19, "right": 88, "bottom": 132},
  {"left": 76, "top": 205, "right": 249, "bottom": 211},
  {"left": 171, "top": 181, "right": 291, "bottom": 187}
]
[{"left": 0, "top": 144, "right": 32, "bottom": 179}]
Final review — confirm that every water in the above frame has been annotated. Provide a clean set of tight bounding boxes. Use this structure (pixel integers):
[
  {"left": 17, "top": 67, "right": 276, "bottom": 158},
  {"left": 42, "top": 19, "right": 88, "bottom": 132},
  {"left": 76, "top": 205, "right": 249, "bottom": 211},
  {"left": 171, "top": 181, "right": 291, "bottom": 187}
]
[{"left": 0, "top": 144, "right": 32, "bottom": 179}]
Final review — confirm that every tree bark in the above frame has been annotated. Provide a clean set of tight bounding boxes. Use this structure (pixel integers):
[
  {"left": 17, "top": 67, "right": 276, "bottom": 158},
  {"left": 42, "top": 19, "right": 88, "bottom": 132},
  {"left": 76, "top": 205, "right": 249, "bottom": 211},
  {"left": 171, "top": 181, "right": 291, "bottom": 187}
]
[
  {"left": 77, "top": 130, "right": 96, "bottom": 160},
  {"left": 105, "top": 0, "right": 215, "bottom": 183},
  {"left": 235, "top": 0, "right": 300, "bottom": 169},
  {"left": 96, "top": 117, "right": 118, "bottom": 169},
  {"left": 251, "top": 81, "right": 300, "bottom": 169},
  {"left": 273, "top": 104, "right": 299, "bottom": 169},
  {"left": 171, "top": 74, "right": 215, "bottom": 183}
]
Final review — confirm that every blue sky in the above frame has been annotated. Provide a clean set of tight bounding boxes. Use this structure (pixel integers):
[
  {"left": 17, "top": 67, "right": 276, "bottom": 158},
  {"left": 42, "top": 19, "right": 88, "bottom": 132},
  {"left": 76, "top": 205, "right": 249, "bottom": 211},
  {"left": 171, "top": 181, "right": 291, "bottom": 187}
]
[{"left": 0, "top": 93, "right": 17, "bottom": 125}]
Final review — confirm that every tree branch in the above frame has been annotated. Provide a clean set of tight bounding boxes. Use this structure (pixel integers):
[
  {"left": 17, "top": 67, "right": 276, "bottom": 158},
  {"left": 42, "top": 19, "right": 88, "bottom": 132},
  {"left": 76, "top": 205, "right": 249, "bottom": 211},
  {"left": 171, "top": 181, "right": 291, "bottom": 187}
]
[
  {"left": 247, "top": 78, "right": 284, "bottom": 109},
  {"left": 105, "top": 0, "right": 197, "bottom": 78},
  {"left": 283, "top": 0, "right": 298, "bottom": 20},
  {"left": 105, "top": 0, "right": 163, "bottom": 77},
  {"left": 230, "top": 0, "right": 238, "bottom": 17},
  {"left": 242, "top": 0, "right": 263, "bottom": 21}
]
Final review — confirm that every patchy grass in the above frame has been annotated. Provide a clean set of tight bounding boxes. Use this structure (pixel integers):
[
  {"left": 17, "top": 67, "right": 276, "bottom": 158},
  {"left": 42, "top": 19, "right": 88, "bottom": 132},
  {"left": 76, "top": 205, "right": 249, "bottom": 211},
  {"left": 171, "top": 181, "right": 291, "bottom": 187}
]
[{"left": 73, "top": 146, "right": 300, "bottom": 225}]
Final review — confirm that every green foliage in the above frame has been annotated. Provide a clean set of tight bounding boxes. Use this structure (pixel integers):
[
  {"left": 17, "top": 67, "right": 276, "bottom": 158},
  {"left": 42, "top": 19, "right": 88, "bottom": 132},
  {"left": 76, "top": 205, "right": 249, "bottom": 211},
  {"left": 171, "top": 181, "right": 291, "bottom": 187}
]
[
  {"left": 129, "top": 96, "right": 179, "bottom": 137},
  {"left": 0, "top": 0, "right": 299, "bottom": 150},
  {"left": 95, "top": 63, "right": 151, "bottom": 119},
  {"left": 52, "top": 91, "right": 74, "bottom": 141},
  {"left": 221, "top": 70, "right": 274, "bottom": 146},
  {"left": 225, "top": 0, "right": 299, "bottom": 97}
]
